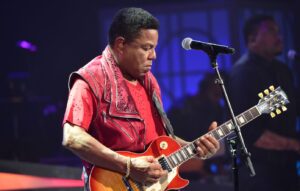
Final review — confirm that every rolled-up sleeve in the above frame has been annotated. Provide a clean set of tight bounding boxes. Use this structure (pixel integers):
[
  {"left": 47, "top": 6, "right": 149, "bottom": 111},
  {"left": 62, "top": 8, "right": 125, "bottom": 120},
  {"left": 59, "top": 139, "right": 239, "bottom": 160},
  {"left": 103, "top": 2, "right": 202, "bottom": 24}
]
[{"left": 63, "top": 78, "right": 96, "bottom": 130}]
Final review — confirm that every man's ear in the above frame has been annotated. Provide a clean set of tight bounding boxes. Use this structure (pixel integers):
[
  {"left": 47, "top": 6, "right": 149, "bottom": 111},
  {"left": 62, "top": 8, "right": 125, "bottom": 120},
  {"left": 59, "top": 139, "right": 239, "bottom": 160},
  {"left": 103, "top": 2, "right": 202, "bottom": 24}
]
[
  {"left": 113, "top": 36, "right": 126, "bottom": 54},
  {"left": 247, "top": 34, "right": 256, "bottom": 49}
]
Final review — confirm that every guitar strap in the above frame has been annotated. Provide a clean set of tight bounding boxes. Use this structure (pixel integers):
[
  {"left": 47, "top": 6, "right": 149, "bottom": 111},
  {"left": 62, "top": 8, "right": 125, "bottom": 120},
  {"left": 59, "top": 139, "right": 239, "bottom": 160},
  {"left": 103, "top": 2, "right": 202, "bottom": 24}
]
[{"left": 152, "top": 92, "right": 176, "bottom": 139}]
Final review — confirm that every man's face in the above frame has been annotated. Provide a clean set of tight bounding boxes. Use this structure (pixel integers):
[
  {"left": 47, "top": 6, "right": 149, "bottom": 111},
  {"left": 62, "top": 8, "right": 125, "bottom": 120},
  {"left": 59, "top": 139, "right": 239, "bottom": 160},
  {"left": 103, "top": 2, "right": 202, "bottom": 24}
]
[
  {"left": 252, "top": 20, "right": 283, "bottom": 58},
  {"left": 119, "top": 29, "right": 158, "bottom": 80}
]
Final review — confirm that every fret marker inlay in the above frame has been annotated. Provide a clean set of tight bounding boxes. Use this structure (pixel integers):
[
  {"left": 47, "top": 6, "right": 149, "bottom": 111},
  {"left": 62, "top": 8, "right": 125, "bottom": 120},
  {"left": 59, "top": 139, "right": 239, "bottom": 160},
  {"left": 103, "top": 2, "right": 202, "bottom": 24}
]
[
  {"left": 227, "top": 123, "right": 233, "bottom": 130},
  {"left": 238, "top": 116, "right": 245, "bottom": 124},
  {"left": 217, "top": 129, "right": 224, "bottom": 136},
  {"left": 186, "top": 147, "right": 193, "bottom": 155}
]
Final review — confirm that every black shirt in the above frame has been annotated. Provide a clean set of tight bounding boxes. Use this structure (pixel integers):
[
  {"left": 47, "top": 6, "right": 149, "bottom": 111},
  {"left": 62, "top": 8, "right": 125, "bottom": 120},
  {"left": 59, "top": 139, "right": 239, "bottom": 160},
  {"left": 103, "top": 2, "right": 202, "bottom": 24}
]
[{"left": 228, "top": 51, "right": 299, "bottom": 166}]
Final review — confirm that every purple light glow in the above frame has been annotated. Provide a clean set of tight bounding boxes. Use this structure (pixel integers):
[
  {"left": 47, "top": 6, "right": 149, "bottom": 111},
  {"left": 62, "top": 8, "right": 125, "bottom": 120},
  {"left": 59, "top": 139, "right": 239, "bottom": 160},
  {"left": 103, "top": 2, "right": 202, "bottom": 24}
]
[
  {"left": 17, "top": 40, "right": 37, "bottom": 52},
  {"left": 43, "top": 104, "right": 58, "bottom": 116}
]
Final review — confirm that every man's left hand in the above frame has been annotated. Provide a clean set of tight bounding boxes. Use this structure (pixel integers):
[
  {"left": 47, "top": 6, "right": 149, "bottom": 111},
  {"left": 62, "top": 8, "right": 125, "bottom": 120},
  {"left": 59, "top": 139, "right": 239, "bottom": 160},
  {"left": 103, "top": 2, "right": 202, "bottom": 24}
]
[{"left": 195, "top": 121, "right": 219, "bottom": 159}]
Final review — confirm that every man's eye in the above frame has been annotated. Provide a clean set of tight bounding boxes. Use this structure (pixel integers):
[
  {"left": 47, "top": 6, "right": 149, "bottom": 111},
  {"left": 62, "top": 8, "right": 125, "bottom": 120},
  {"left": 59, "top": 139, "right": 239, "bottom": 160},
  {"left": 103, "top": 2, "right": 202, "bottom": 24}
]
[{"left": 142, "top": 46, "right": 152, "bottom": 51}]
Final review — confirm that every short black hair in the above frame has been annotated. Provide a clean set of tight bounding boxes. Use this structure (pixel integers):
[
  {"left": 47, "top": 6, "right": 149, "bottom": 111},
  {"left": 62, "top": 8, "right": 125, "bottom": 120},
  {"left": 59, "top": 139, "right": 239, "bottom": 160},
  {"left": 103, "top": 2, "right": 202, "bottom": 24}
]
[
  {"left": 108, "top": 7, "right": 159, "bottom": 46},
  {"left": 243, "top": 14, "right": 275, "bottom": 44}
]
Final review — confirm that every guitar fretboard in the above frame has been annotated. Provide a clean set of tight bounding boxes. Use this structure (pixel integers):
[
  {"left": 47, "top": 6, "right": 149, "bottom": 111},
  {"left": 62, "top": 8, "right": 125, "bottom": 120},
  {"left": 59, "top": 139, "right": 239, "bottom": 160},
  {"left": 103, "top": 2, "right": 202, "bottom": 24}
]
[{"left": 166, "top": 106, "right": 260, "bottom": 169}]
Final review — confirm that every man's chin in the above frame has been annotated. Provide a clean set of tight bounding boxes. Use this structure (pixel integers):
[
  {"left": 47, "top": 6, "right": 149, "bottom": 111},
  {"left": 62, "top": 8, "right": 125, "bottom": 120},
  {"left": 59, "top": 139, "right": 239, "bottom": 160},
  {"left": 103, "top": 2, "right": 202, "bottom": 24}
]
[{"left": 137, "top": 71, "right": 149, "bottom": 79}]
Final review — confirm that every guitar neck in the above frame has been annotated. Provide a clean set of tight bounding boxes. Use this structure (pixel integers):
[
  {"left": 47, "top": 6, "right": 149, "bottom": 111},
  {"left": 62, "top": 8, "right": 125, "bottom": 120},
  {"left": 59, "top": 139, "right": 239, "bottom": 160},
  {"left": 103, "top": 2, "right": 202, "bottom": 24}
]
[{"left": 166, "top": 106, "right": 261, "bottom": 168}]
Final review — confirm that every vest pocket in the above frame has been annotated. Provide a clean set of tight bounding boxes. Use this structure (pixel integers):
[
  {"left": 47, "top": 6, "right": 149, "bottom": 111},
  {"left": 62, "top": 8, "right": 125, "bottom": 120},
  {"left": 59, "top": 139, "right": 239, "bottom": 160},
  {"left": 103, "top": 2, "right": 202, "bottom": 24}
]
[{"left": 102, "top": 111, "right": 133, "bottom": 141}]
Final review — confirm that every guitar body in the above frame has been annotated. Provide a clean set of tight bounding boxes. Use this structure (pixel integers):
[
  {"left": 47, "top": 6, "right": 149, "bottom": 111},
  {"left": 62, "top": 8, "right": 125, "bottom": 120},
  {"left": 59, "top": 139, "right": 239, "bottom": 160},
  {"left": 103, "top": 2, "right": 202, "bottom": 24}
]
[{"left": 89, "top": 136, "right": 189, "bottom": 191}]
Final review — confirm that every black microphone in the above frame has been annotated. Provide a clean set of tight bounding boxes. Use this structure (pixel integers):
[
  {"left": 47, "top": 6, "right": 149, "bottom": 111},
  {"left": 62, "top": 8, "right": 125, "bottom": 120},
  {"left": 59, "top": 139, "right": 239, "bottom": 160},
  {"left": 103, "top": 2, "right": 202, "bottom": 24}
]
[
  {"left": 182, "top": 37, "right": 235, "bottom": 54},
  {"left": 287, "top": 49, "right": 300, "bottom": 61}
]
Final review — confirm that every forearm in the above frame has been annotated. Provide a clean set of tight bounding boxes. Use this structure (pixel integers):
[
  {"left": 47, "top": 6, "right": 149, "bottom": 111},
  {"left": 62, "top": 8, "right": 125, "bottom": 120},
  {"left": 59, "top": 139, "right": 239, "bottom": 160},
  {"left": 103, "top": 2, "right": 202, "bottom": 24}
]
[
  {"left": 62, "top": 123, "right": 128, "bottom": 174},
  {"left": 255, "top": 130, "right": 300, "bottom": 153}
]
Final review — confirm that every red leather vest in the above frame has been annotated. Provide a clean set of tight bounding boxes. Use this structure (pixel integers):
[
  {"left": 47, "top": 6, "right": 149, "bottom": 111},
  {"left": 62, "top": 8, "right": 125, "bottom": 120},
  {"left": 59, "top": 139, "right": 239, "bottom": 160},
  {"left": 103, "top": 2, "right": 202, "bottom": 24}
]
[{"left": 68, "top": 46, "right": 165, "bottom": 152}]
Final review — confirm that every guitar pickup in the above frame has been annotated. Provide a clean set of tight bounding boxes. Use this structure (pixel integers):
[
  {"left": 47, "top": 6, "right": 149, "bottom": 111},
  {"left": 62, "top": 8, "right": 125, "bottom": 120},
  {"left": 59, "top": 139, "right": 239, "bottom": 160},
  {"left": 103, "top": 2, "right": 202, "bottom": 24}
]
[{"left": 158, "top": 155, "right": 172, "bottom": 172}]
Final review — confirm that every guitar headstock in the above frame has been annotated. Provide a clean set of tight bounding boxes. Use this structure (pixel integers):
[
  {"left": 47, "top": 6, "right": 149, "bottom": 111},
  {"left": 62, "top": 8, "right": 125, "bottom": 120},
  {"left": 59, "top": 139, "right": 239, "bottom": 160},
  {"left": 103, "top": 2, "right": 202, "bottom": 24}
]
[{"left": 256, "top": 85, "right": 289, "bottom": 118}]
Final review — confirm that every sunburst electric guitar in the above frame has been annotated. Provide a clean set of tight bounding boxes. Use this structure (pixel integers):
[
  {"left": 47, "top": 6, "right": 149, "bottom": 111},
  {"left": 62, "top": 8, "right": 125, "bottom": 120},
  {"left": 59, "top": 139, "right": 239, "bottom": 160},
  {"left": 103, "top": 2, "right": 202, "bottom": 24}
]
[{"left": 89, "top": 86, "right": 289, "bottom": 191}]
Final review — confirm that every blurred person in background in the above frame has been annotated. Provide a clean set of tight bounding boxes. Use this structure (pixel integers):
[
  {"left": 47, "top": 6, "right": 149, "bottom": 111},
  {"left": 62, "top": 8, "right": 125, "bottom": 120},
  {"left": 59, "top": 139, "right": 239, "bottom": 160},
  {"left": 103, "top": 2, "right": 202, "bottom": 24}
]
[{"left": 228, "top": 14, "right": 300, "bottom": 191}]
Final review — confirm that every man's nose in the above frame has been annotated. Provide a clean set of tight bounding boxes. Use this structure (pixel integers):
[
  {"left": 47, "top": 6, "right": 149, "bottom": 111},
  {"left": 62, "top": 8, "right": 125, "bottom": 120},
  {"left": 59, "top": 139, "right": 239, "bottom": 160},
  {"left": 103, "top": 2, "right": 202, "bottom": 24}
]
[{"left": 149, "top": 49, "right": 156, "bottom": 60}]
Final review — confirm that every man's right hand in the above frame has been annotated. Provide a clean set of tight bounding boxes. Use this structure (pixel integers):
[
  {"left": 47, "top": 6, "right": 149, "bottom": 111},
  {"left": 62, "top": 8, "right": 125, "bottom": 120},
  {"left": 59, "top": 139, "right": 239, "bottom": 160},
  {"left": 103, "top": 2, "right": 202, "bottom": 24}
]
[{"left": 129, "top": 156, "right": 168, "bottom": 185}]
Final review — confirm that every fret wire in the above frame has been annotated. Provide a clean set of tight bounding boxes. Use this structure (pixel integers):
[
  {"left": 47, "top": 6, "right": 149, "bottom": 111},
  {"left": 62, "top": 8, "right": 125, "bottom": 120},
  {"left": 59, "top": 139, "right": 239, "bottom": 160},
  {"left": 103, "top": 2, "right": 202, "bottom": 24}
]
[
  {"left": 240, "top": 115, "right": 247, "bottom": 125},
  {"left": 248, "top": 109, "right": 255, "bottom": 119},
  {"left": 227, "top": 121, "right": 234, "bottom": 130},
  {"left": 220, "top": 124, "right": 230, "bottom": 135},
  {"left": 236, "top": 114, "right": 243, "bottom": 126},
  {"left": 172, "top": 146, "right": 196, "bottom": 168},
  {"left": 182, "top": 147, "right": 190, "bottom": 158},
  {"left": 178, "top": 149, "right": 186, "bottom": 161},
  {"left": 180, "top": 150, "right": 186, "bottom": 160},
  {"left": 166, "top": 156, "right": 174, "bottom": 169},
  {"left": 246, "top": 108, "right": 255, "bottom": 122},
  {"left": 243, "top": 110, "right": 253, "bottom": 121},
  {"left": 168, "top": 154, "right": 176, "bottom": 167},
  {"left": 174, "top": 153, "right": 180, "bottom": 164},
  {"left": 171, "top": 154, "right": 178, "bottom": 165},
  {"left": 182, "top": 147, "right": 188, "bottom": 157},
  {"left": 178, "top": 150, "right": 188, "bottom": 165},
  {"left": 192, "top": 142, "right": 199, "bottom": 154},
  {"left": 175, "top": 152, "right": 183, "bottom": 163},
  {"left": 247, "top": 107, "right": 254, "bottom": 117},
  {"left": 168, "top": 145, "right": 193, "bottom": 168},
  {"left": 217, "top": 127, "right": 225, "bottom": 138},
  {"left": 250, "top": 107, "right": 260, "bottom": 118},
  {"left": 189, "top": 143, "right": 197, "bottom": 154},
  {"left": 212, "top": 130, "right": 220, "bottom": 140},
  {"left": 241, "top": 113, "right": 248, "bottom": 124},
  {"left": 185, "top": 145, "right": 194, "bottom": 157},
  {"left": 207, "top": 132, "right": 213, "bottom": 139},
  {"left": 248, "top": 108, "right": 255, "bottom": 118},
  {"left": 224, "top": 124, "right": 231, "bottom": 134},
  {"left": 239, "top": 107, "right": 259, "bottom": 126},
  {"left": 179, "top": 149, "right": 188, "bottom": 160}
]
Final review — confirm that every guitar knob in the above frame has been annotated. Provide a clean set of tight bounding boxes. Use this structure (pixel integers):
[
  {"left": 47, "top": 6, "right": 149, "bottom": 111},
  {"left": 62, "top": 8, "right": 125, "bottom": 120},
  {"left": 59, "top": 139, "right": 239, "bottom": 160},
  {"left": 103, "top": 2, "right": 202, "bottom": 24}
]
[
  {"left": 275, "top": 109, "right": 282, "bottom": 114},
  {"left": 281, "top": 106, "right": 287, "bottom": 112},
  {"left": 269, "top": 85, "right": 275, "bottom": 91},
  {"left": 258, "top": 92, "right": 264, "bottom": 98},
  {"left": 264, "top": 89, "right": 270, "bottom": 95},
  {"left": 270, "top": 112, "right": 276, "bottom": 118},
  {"left": 159, "top": 141, "right": 168, "bottom": 150}
]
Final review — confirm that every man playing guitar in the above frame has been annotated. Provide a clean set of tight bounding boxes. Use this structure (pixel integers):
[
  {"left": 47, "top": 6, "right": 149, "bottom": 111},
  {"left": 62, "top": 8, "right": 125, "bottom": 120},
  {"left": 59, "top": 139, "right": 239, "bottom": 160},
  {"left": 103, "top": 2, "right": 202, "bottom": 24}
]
[{"left": 62, "top": 7, "right": 219, "bottom": 191}]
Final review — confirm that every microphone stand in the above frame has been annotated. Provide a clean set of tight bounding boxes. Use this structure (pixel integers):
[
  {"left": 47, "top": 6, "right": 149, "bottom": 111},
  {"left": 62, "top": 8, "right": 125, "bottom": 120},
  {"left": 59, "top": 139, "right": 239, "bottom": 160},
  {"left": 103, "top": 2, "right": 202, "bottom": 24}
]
[{"left": 207, "top": 52, "right": 255, "bottom": 191}]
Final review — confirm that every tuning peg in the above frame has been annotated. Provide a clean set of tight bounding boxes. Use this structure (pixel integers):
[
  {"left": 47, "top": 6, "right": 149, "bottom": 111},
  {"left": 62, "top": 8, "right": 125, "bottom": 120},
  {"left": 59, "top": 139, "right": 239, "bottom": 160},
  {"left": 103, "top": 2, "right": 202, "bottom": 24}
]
[
  {"left": 269, "top": 85, "right": 275, "bottom": 91},
  {"left": 281, "top": 106, "right": 287, "bottom": 112},
  {"left": 264, "top": 89, "right": 270, "bottom": 95},
  {"left": 258, "top": 92, "right": 264, "bottom": 98},
  {"left": 275, "top": 109, "right": 282, "bottom": 114},
  {"left": 270, "top": 112, "right": 276, "bottom": 118}
]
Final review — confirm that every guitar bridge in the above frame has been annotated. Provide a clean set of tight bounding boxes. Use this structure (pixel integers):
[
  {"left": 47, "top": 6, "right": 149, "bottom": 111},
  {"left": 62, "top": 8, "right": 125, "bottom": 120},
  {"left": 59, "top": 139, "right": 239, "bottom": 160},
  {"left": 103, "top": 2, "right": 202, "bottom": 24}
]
[{"left": 158, "top": 156, "right": 172, "bottom": 172}]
